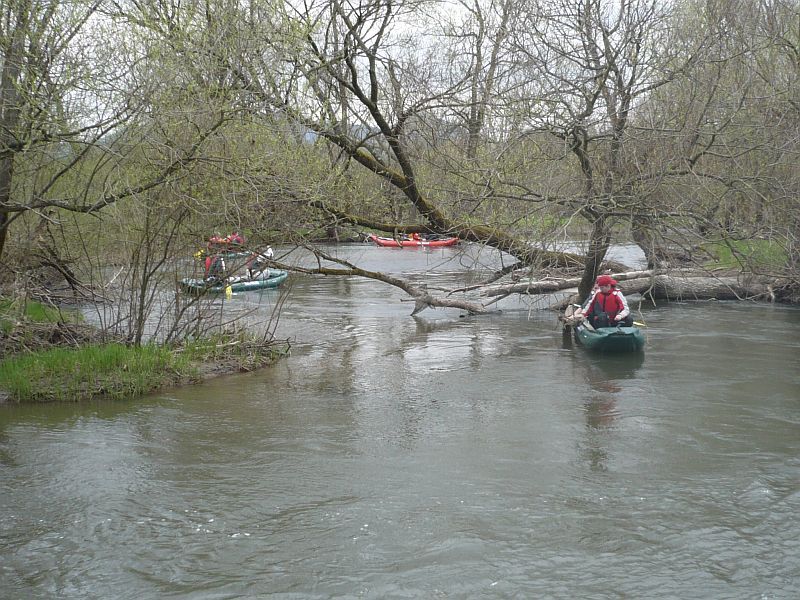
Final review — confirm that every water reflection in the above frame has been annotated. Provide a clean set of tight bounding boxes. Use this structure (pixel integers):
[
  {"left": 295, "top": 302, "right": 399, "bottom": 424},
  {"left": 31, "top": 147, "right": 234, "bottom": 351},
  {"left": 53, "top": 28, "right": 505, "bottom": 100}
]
[
  {"left": 579, "top": 354, "right": 645, "bottom": 472},
  {"left": 4, "top": 249, "right": 800, "bottom": 599},
  {"left": 384, "top": 315, "right": 502, "bottom": 374}
]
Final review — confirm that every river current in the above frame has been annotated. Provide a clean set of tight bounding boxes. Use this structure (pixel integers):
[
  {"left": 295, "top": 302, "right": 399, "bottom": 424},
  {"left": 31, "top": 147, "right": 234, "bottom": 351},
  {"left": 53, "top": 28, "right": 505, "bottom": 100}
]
[{"left": 1, "top": 243, "right": 799, "bottom": 598}]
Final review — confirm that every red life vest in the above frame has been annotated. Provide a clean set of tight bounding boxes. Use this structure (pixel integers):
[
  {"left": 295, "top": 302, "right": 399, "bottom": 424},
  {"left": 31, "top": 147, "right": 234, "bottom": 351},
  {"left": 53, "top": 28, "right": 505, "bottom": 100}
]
[
  {"left": 205, "top": 255, "right": 223, "bottom": 277},
  {"left": 587, "top": 290, "right": 625, "bottom": 320}
]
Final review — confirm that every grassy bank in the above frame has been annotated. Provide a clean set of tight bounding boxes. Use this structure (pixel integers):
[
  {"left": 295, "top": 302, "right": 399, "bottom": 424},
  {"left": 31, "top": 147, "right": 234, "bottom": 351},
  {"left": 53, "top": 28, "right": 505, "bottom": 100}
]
[
  {"left": 1, "top": 297, "right": 289, "bottom": 403},
  {"left": 0, "top": 343, "right": 192, "bottom": 402},
  {"left": 703, "top": 239, "right": 788, "bottom": 270},
  {"left": 0, "top": 335, "right": 288, "bottom": 403}
]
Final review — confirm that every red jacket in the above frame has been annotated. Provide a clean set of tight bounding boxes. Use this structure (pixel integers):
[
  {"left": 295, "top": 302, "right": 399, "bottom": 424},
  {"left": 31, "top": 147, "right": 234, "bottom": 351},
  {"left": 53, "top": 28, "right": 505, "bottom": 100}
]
[
  {"left": 585, "top": 290, "right": 626, "bottom": 321},
  {"left": 204, "top": 255, "right": 225, "bottom": 277}
]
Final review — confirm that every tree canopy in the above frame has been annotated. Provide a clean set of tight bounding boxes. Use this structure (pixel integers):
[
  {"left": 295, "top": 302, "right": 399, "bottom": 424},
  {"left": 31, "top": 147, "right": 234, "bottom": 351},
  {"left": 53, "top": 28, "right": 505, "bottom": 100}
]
[{"left": 2, "top": 0, "right": 798, "bottom": 322}]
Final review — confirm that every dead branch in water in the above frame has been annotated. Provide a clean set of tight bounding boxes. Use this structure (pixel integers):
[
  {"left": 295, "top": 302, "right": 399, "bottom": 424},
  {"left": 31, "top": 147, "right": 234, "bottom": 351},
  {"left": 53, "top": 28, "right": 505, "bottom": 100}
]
[{"left": 275, "top": 247, "right": 489, "bottom": 315}]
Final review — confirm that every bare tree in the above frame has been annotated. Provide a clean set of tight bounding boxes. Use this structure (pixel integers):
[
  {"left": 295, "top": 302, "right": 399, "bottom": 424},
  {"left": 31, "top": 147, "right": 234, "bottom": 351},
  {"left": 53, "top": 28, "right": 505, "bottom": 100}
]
[
  {"left": 10, "top": 0, "right": 798, "bottom": 327},
  {"left": 0, "top": 0, "right": 229, "bottom": 268},
  {"left": 133, "top": 0, "right": 799, "bottom": 305}
]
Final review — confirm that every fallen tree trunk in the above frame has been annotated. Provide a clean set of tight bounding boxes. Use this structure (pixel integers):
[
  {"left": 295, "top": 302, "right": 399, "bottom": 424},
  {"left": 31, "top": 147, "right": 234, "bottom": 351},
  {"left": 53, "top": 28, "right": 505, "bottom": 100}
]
[
  {"left": 606, "top": 272, "right": 779, "bottom": 302},
  {"left": 482, "top": 269, "right": 784, "bottom": 304},
  {"left": 281, "top": 248, "right": 789, "bottom": 318}
]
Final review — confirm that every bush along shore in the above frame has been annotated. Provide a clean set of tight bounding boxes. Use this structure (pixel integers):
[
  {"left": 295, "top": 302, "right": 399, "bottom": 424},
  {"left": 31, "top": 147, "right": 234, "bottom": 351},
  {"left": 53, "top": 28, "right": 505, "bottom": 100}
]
[{"left": 0, "top": 318, "right": 289, "bottom": 403}]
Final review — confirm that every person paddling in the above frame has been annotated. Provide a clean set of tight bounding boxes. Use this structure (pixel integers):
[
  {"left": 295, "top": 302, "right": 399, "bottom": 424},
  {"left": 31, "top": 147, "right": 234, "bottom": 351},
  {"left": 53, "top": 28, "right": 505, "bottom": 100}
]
[
  {"left": 226, "top": 231, "right": 245, "bottom": 247},
  {"left": 580, "top": 275, "right": 632, "bottom": 328},
  {"left": 204, "top": 254, "right": 226, "bottom": 282},
  {"left": 247, "top": 246, "right": 273, "bottom": 279}
]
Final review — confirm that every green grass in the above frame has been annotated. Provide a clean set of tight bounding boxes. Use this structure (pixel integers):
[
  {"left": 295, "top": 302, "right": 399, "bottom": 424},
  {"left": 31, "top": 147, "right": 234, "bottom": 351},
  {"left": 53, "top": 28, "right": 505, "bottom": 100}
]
[
  {"left": 0, "top": 343, "right": 197, "bottom": 403},
  {"left": 0, "top": 333, "right": 288, "bottom": 403},
  {"left": 1, "top": 297, "right": 287, "bottom": 402},
  {"left": 0, "top": 298, "right": 81, "bottom": 333},
  {"left": 703, "top": 239, "right": 788, "bottom": 270}
]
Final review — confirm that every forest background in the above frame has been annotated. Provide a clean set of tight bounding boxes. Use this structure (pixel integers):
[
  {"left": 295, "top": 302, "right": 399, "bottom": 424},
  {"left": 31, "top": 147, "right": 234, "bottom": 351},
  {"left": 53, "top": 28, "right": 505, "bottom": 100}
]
[{"left": 1, "top": 0, "right": 799, "bottom": 356}]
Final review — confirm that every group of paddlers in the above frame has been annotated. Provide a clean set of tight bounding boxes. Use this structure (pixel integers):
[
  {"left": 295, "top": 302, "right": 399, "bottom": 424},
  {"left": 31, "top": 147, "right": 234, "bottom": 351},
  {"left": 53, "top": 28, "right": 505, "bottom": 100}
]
[
  {"left": 206, "top": 231, "right": 245, "bottom": 251},
  {"left": 203, "top": 232, "right": 274, "bottom": 282},
  {"left": 402, "top": 233, "right": 450, "bottom": 241}
]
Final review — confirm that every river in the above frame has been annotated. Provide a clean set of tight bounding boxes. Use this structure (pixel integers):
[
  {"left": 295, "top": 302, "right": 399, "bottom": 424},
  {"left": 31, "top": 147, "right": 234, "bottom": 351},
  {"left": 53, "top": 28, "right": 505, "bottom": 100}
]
[{"left": 2, "top": 243, "right": 799, "bottom": 598}]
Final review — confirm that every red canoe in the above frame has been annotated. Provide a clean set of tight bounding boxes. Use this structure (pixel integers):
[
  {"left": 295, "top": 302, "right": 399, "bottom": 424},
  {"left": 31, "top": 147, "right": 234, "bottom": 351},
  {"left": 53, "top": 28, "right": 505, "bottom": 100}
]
[{"left": 367, "top": 234, "right": 460, "bottom": 248}]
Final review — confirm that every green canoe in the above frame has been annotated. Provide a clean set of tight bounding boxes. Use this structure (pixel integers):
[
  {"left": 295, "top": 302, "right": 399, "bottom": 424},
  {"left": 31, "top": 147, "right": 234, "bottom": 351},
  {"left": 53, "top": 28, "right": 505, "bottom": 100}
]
[
  {"left": 180, "top": 270, "right": 288, "bottom": 294},
  {"left": 575, "top": 322, "right": 645, "bottom": 353}
]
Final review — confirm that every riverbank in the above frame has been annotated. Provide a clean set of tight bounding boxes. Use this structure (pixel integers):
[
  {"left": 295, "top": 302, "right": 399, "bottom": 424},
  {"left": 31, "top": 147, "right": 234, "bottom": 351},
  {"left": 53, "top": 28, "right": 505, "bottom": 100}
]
[{"left": 0, "top": 325, "right": 289, "bottom": 404}]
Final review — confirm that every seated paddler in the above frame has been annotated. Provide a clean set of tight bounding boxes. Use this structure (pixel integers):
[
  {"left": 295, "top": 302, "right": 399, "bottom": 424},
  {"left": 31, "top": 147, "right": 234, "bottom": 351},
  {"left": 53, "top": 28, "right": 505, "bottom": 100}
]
[{"left": 578, "top": 275, "right": 633, "bottom": 328}]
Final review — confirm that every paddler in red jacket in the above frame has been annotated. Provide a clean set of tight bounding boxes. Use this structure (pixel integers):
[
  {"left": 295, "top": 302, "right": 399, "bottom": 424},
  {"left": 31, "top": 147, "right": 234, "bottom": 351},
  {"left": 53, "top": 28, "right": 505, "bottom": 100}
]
[{"left": 581, "top": 275, "right": 632, "bottom": 328}]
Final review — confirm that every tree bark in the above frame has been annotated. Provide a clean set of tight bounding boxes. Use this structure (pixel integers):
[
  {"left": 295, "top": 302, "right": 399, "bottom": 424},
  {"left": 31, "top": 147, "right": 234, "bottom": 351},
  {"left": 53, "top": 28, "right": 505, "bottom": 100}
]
[
  {"left": 482, "top": 269, "right": 783, "bottom": 304},
  {"left": 0, "top": 0, "right": 28, "bottom": 261}
]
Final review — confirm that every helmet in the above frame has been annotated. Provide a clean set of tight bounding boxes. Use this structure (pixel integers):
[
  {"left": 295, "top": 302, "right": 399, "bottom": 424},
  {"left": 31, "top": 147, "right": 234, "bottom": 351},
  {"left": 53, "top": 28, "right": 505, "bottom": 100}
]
[{"left": 596, "top": 275, "right": 617, "bottom": 287}]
